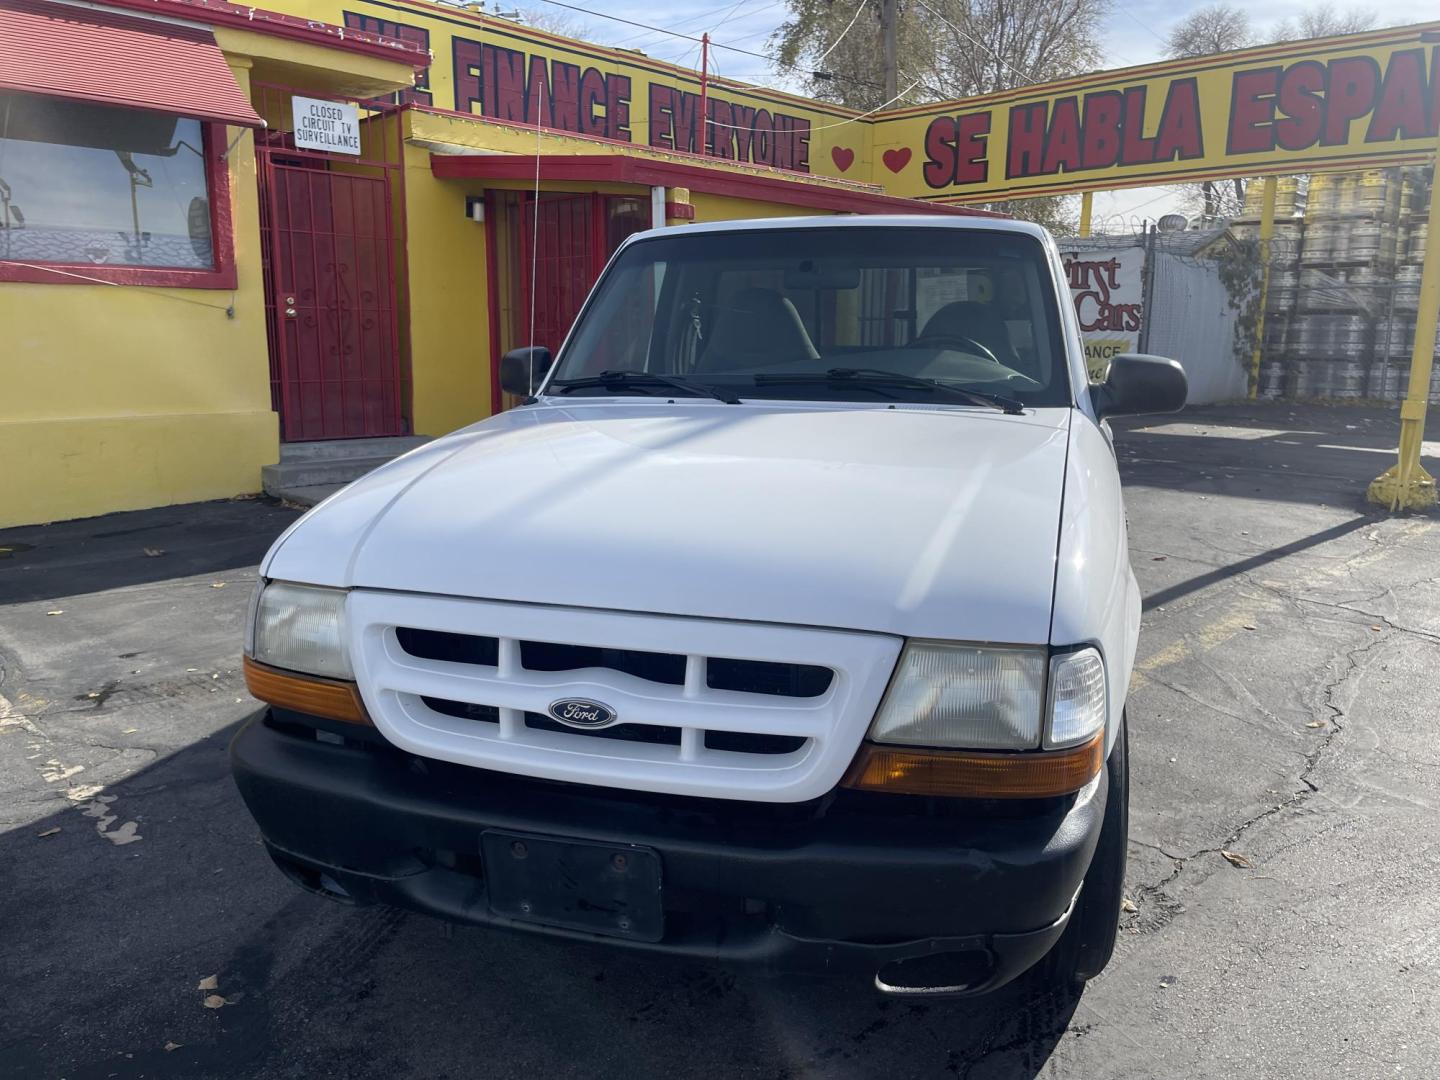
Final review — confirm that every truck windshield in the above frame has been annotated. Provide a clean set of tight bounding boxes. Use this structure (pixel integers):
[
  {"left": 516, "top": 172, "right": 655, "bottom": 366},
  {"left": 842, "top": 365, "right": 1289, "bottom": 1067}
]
[{"left": 545, "top": 226, "right": 1072, "bottom": 408}]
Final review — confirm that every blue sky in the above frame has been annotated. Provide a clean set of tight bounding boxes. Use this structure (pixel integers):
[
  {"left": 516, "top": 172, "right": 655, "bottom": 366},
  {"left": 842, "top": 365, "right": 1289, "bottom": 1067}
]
[{"left": 524, "top": 0, "right": 1422, "bottom": 227}]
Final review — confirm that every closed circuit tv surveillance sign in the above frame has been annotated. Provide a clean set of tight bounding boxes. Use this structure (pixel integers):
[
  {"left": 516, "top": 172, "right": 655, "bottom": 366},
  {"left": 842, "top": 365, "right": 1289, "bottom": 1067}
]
[{"left": 292, "top": 96, "right": 361, "bottom": 155}]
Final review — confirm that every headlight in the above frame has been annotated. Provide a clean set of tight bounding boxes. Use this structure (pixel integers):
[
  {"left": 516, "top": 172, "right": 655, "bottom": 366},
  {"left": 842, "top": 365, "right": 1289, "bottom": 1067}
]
[
  {"left": 870, "top": 643, "right": 1047, "bottom": 750},
  {"left": 1046, "top": 648, "right": 1106, "bottom": 748},
  {"left": 249, "top": 581, "right": 352, "bottom": 680},
  {"left": 868, "top": 642, "right": 1106, "bottom": 751}
]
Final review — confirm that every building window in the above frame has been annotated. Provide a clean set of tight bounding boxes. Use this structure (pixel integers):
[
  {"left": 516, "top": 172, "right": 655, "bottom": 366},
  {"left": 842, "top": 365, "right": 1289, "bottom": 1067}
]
[{"left": 0, "top": 92, "right": 221, "bottom": 275}]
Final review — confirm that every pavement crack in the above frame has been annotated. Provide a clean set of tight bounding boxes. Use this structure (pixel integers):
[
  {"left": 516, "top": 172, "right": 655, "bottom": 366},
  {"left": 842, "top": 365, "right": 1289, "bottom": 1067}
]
[{"left": 1132, "top": 616, "right": 1389, "bottom": 929}]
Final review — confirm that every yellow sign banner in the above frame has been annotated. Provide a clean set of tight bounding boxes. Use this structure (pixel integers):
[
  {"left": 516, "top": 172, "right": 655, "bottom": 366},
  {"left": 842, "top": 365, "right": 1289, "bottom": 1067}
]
[
  {"left": 269, "top": 4, "right": 1438, "bottom": 203},
  {"left": 873, "top": 23, "right": 1440, "bottom": 202},
  {"left": 282, "top": 0, "right": 870, "bottom": 181}
]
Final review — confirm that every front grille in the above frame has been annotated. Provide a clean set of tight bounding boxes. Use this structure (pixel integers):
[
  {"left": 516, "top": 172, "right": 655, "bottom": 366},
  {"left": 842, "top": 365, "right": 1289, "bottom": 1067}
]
[
  {"left": 707, "top": 657, "right": 831, "bottom": 698},
  {"left": 351, "top": 592, "right": 902, "bottom": 801},
  {"left": 422, "top": 697, "right": 499, "bottom": 724},
  {"left": 423, "top": 700, "right": 803, "bottom": 756},
  {"left": 397, "top": 626, "right": 832, "bottom": 699},
  {"left": 522, "top": 711, "right": 682, "bottom": 746},
  {"left": 519, "top": 640, "right": 685, "bottom": 685},
  {"left": 398, "top": 627, "right": 498, "bottom": 666}
]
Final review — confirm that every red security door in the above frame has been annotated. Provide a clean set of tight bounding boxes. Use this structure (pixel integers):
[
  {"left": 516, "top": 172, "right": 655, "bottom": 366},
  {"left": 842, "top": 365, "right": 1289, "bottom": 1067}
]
[
  {"left": 517, "top": 194, "right": 650, "bottom": 355},
  {"left": 519, "top": 194, "right": 602, "bottom": 355},
  {"left": 265, "top": 163, "right": 403, "bottom": 441}
]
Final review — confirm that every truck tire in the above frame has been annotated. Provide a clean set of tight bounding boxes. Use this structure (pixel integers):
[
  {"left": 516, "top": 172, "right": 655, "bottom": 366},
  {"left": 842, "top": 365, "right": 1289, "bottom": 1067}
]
[{"left": 1037, "top": 712, "right": 1129, "bottom": 991}]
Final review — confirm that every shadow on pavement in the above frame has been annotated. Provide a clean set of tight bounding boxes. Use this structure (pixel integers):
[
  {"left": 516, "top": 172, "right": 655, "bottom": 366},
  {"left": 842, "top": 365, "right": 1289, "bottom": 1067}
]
[
  {"left": 1140, "top": 514, "right": 1375, "bottom": 612},
  {"left": 0, "top": 499, "right": 302, "bottom": 607},
  {"left": 0, "top": 716, "right": 1081, "bottom": 1080},
  {"left": 1112, "top": 402, "right": 1425, "bottom": 511}
]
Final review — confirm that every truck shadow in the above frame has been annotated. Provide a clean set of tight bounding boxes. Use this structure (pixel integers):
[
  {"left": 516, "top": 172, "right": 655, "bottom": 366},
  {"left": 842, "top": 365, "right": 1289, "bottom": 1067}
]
[{"left": 0, "top": 721, "right": 1079, "bottom": 1080}]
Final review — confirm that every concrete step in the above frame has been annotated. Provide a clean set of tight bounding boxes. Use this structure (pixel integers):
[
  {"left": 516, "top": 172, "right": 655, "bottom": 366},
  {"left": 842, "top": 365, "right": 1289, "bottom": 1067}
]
[
  {"left": 262, "top": 454, "right": 400, "bottom": 491},
  {"left": 271, "top": 483, "right": 346, "bottom": 508},
  {"left": 277, "top": 436, "right": 430, "bottom": 462}
]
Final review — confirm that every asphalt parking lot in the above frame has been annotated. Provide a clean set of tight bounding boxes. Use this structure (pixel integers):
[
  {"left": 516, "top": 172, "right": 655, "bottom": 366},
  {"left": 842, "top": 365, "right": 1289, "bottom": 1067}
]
[{"left": 3, "top": 402, "right": 1439, "bottom": 1079}]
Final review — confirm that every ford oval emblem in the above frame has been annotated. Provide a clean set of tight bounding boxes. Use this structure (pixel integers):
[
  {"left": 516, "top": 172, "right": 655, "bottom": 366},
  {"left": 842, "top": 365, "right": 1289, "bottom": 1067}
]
[{"left": 548, "top": 698, "right": 618, "bottom": 729}]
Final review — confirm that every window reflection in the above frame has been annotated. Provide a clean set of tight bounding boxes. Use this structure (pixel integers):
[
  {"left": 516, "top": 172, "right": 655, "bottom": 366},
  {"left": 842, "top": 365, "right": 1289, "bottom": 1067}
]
[{"left": 0, "top": 92, "right": 213, "bottom": 270}]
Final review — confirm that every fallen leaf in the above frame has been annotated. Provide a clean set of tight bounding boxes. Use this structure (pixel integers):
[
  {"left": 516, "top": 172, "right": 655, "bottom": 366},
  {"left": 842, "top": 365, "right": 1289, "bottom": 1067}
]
[
  {"left": 1121, "top": 897, "right": 1138, "bottom": 913},
  {"left": 1306, "top": 720, "right": 1326, "bottom": 728},
  {"left": 1370, "top": 625, "right": 1382, "bottom": 632},
  {"left": 203, "top": 994, "right": 226, "bottom": 1009},
  {"left": 1242, "top": 624, "right": 1258, "bottom": 631},
  {"left": 210, "top": 582, "right": 226, "bottom": 589},
  {"left": 1221, "top": 849, "right": 1254, "bottom": 869},
  {"left": 164, "top": 1042, "right": 181, "bottom": 1052},
  {"left": 85, "top": 691, "right": 100, "bottom": 699},
  {"left": 46, "top": 610, "right": 63, "bottom": 616},
  {"left": 143, "top": 547, "right": 165, "bottom": 558},
  {"left": 197, "top": 974, "right": 219, "bottom": 991},
  {"left": 37, "top": 827, "right": 60, "bottom": 838},
  {"left": 1151, "top": 555, "right": 1167, "bottom": 561},
  {"left": 122, "top": 728, "right": 138, "bottom": 734}
]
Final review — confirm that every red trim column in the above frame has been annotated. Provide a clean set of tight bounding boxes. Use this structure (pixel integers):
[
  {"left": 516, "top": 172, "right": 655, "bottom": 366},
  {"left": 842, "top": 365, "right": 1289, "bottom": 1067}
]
[{"left": 665, "top": 186, "right": 695, "bottom": 226}]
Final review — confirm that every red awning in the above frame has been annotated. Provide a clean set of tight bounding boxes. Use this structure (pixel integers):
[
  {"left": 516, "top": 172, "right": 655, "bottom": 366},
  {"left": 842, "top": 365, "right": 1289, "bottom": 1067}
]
[{"left": 0, "top": 0, "right": 263, "bottom": 127}]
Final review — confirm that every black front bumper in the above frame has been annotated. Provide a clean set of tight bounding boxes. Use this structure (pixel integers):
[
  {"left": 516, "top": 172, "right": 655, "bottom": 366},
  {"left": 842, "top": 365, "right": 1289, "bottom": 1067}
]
[{"left": 230, "top": 709, "right": 1106, "bottom": 994}]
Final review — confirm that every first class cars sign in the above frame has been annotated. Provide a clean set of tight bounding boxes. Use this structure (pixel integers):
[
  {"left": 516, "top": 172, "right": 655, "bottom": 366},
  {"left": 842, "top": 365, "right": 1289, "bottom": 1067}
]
[
  {"left": 292, "top": 96, "right": 361, "bottom": 155},
  {"left": 1059, "top": 247, "right": 1146, "bottom": 382}
]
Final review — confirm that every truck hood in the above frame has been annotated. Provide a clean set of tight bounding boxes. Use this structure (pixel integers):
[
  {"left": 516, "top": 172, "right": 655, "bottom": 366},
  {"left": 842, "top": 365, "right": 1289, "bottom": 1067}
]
[{"left": 265, "top": 402, "right": 1072, "bottom": 641}]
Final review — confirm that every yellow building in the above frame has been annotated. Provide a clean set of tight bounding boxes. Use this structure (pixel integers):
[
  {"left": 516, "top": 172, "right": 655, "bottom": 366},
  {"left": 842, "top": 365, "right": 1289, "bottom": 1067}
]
[
  {"left": 0, "top": 0, "right": 965, "bottom": 528},
  {"left": 8, "top": 0, "right": 1432, "bottom": 526}
]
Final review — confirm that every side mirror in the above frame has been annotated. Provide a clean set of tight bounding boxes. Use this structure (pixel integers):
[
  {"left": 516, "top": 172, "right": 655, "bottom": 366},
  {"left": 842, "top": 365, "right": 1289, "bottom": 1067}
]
[
  {"left": 499, "top": 346, "right": 553, "bottom": 398},
  {"left": 1090, "top": 354, "right": 1187, "bottom": 420}
]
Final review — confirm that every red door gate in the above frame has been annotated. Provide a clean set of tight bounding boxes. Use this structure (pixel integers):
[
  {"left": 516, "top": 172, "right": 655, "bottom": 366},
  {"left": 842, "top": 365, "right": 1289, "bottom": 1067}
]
[
  {"left": 517, "top": 194, "right": 650, "bottom": 355},
  {"left": 257, "top": 91, "right": 405, "bottom": 441}
]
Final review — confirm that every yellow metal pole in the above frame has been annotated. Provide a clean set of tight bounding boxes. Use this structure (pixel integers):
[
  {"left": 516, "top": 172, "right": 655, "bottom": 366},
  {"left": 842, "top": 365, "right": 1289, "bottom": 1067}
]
[
  {"left": 1248, "top": 175, "right": 1277, "bottom": 399},
  {"left": 1368, "top": 141, "right": 1440, "bottom": 511},
  {"left": 1078, "top": 191, "right": 1093, "bottom": 237}
]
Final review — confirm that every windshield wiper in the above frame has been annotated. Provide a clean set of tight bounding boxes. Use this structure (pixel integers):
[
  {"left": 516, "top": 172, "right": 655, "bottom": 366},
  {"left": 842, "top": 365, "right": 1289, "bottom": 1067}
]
[
  {"left": 753, "top": 367, "right": 1026, "bottom": 415},
  {"left": 549, "top": 370, "right": 741, "bottom": 405}
]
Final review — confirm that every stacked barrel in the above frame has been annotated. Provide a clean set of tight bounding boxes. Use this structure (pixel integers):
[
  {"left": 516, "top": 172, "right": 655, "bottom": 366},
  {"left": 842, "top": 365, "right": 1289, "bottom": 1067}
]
[{"left": 1251, "top": 165, "right": 1435, "bottom": 400}]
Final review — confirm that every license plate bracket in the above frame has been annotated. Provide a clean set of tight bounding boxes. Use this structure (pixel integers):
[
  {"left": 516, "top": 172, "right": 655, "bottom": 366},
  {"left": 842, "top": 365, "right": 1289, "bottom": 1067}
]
[{"left": 481, "top": 830, "right": 663, "bottom": 942}]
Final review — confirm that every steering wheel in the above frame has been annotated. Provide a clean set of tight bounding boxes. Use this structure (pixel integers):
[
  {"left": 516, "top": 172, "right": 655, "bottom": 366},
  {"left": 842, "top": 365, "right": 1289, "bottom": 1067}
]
[{"left": 908, "top": 333, "right": 1004, "bottom": 367}]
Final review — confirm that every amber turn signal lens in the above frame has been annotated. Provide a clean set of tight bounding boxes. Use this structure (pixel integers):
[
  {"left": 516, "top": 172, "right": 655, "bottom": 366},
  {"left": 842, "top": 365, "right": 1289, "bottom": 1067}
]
[
  {"left": 840, "top": 732, "right": 1104, "bottom": 798},
  {"left": 242, "top": 655, "right": 371, "bottom": 725}
]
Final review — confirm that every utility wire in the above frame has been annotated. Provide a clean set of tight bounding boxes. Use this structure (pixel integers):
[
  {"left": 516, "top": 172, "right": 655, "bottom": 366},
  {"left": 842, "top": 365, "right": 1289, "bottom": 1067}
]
[
  {"left": 910, "top": 0, "right": 1037, "bottom": 88},
  {"left": 814, "top": 0, "right": 871, "bottom": 64},
  {"left": 516, "top": 0, "right": 923, "bottom": 105}
]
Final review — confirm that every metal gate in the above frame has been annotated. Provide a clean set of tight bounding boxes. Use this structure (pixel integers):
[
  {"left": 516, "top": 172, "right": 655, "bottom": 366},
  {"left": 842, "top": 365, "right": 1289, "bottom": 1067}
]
[
  {"left": 517, "top": 193, "right": 650, "bottom": 355},
  {"left": 255, "top": 85, "right": 405, "bottom": 441}
]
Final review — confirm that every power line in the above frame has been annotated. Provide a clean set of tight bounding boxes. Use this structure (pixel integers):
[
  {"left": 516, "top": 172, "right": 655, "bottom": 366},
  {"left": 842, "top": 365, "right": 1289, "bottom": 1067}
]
[
  {"left": 815, "top": 0, "right": 871, "bottom": 64},
  {"left": 525, "top": 0, "right": 907, "bottom": 99},
  {"left": 910, "top": 0, "right": 1037, "bottom": 87}
]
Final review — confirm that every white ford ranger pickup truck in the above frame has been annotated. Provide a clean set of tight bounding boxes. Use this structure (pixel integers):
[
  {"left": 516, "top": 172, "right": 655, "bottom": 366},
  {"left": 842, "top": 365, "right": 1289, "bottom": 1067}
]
[{"left": 232, "top": 216, "right": 1186, "bottom": 996}]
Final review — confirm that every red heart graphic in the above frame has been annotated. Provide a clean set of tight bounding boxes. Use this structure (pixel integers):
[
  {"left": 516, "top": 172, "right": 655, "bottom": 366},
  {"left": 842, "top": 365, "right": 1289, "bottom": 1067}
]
[
  {"left": 831, "top": 146, "right": 856, "bottom": 172},
  {"left": 882, "top": 147, "right": 912, "bottom": 173}
]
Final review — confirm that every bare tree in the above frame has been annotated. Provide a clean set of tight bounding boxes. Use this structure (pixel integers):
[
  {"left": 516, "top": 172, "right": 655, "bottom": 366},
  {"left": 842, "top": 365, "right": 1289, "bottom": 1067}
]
[
  {"left": 1272, "top": 3, "right": 1376, "bottom": 41},
  {"left": 1165, "top": 4, "right": 1254, "bottom": 219},
  {"left": 772, "top": 0, "right": 1109, "bottom": 227},
  {"left": 518, "top": 6, "right": 589, "bottom": 39},
  {"left": 1164, "top": 3, "right": 1254, "bottom": 56}
]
